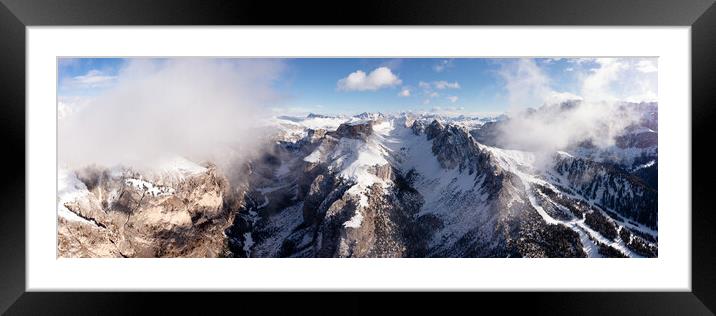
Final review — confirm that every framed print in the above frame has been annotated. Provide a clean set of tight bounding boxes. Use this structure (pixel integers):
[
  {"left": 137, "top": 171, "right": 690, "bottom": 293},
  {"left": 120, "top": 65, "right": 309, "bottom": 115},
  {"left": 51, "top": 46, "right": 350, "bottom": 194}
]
[{"left": 1, "top": 0, "right": 715, "bottom": 314}]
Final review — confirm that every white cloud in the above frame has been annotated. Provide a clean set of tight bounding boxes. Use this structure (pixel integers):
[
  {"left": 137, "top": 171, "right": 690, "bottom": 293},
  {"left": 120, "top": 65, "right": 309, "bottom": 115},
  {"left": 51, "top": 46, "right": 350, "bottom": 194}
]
[
  {"left": 544, "top": 91, "right": 582, "bottom": 105},
  {"left": 71, "top": 69, "right": 117, "bottom": 88},
  {"left": 270, "top": 105, "right": 327, "bottom": 116},
  {"left": 498, "top": 58, "right": 553, "bottom": 108},
  {"left": 337, "top": 67, "right": 402, "bottom": 91},
  {"left": 447, "top": 96, "right": 459, "bottom": 103},
  {"left": 59, "top": 59, "right": 284, "bottom": 169},
  {"left": 498, "top": 57, "right": 658, "bottom": 107},
  {"left": 494, "top": 57, "right": 654, "bottom": 159},
  {"left": 398, "top": 87, "right": 411, "bottom": 97},
  {"left": 496, "top": 101, "right": 642, "bottom": 159},
  {"left": 636, "top": 60, "right": 658, "bottom": 73},
  {"left": 57, "top": 96, "right": 94, "bottom": 120},
  {"left": 498, "top": 57, "right": 654, "bottom": 107},
  {"left": 572, "top": 58, "right": 597, "bottom": 65},
  {"left": 418, "top": 80, "right": 460, "bottom": 90},
  {"left": 579, "top": 58, "right": 626, "bottom": 102},
  {"left": 565, "top": 67, "right": 574, "bottom": 72},
  {"left": 625, "top": 91, "right": 658, "bottom": 103},
  {"left": 432, "top": 80, "right": 461, "bottom": 90},
  {"left": 418, "top": 80, "right": 460, "bottom": 105}
]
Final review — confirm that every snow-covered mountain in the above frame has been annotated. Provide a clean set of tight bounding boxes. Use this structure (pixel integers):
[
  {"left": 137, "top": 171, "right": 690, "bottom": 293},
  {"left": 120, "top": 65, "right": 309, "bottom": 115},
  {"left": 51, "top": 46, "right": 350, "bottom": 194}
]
[
  {"left": 222, "top": 104, "right": 657, "bottom": 258},
  {"left": 58, "top": 103, "right": 658, "bottom": 258}
]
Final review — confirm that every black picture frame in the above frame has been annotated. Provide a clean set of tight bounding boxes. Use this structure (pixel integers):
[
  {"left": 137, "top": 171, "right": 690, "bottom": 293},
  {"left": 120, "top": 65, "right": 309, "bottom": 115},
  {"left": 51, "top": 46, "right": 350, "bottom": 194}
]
[{"left": 1, "top": 0, "right": 714, "bottom": 314}]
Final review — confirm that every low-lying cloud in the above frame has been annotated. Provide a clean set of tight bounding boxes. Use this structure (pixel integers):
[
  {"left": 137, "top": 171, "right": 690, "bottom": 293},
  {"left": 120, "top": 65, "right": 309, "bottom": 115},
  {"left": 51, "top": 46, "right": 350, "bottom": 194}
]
[
  {"left": 58, "top": 58, "right": 285, "bottom": 170},
  {"left": 497, "top": 101, "right": 642, "bottom": 153},
  {"left": 493, "top": 58, "right": 656, "bottom": 154}
]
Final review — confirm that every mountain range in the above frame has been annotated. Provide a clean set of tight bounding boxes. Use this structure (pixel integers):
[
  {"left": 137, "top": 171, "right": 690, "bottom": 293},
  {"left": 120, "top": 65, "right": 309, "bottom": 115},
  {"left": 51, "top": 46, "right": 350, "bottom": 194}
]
[{"left": 57, "top": 101, "right": 658, "bottom": 258}]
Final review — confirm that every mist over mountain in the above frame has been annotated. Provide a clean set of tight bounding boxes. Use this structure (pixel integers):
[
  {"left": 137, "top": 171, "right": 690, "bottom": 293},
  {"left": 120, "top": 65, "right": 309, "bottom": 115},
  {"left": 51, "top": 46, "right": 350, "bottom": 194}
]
[
  {"left": 58, "top": 101, "right": 658, "bottom": 258},
  {"left": 58, "top": 59, "right": 284, "bottom": 171}
]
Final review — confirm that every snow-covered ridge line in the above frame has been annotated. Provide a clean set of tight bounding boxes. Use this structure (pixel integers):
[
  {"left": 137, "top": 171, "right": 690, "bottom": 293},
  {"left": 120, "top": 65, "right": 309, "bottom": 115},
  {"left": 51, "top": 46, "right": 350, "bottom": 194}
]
[{"left": 632, "top": 160, "right": 656, "bottom": 171}]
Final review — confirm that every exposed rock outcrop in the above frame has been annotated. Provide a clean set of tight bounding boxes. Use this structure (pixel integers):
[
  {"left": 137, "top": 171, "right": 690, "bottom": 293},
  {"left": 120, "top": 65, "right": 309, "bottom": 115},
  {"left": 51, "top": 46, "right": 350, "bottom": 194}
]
[{"left": 58, "top": 165, "right": 231, "bottom": 258}]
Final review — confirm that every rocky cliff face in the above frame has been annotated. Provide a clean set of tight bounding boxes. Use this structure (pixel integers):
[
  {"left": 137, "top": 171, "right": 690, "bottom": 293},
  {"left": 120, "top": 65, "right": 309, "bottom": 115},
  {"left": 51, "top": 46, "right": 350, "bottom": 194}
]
[{"left": 58, "top": 162, "right": 231, "bottom": 258}]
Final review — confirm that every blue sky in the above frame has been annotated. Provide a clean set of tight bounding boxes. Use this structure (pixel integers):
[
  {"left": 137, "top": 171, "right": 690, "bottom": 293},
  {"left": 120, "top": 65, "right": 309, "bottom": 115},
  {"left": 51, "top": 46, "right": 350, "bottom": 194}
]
[{"left": 58, "top": 57, "right": 657, "bottom": 116}]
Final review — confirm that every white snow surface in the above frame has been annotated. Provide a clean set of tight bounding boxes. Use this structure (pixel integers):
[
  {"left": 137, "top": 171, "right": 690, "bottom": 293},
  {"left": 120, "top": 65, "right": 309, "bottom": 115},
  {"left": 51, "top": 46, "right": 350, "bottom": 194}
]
[
  {"left": 343, "top": 210, "right": 365, "bottom": 228},
  {"left": 57, "top": 168, "right": 92, "bottom": 222},
  {"left": 633, "top": 159, "right": 656, "bottom": 171},
  {"left": 125, "top": 178, "right": 175, "bottom": 197}
]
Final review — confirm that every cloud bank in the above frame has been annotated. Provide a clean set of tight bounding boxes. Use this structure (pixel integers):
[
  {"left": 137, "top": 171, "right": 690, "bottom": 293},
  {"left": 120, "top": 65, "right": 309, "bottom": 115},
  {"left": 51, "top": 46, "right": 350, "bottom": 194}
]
[
  {"left": 493, "top": 58, "right": 656, "bottom": 155},
  {"left": 58, "top": 58, "right": 285, "bottom": 170}
]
